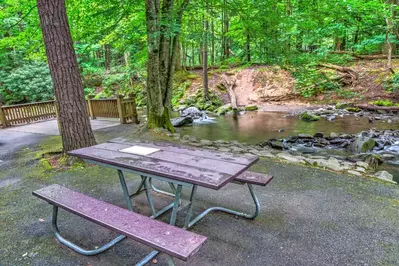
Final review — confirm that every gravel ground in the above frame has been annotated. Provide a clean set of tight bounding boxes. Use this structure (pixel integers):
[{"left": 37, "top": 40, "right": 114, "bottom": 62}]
[{"left": 0, "top": 124, "right": 398, "bottom": 266}]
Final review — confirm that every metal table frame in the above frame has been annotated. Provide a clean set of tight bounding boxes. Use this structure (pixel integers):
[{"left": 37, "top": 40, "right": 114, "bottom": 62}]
[{"left": 56, "top": 159, "right": 260, "bottom": 265}]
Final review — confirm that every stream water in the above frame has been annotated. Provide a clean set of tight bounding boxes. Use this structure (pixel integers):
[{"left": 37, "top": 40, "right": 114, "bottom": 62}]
[
  {"left": 175, "top": 112, "right": 399, "bottom": 144},
  {"left": 174, "top": 111, "right": 399, "bottom": 183}
]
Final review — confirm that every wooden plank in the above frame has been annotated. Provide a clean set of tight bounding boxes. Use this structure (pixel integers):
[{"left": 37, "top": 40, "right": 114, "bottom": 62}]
[
  {"left": 68, "top": 147, "right": 245, "bottom": 190},
  {"left": 33, "top": 184, "right": 207, "bottom": 261},
  {"left": 234, "top": 171, "right": 274, "bottom": 186},
  {"left": 92, "top": 142, "right": 246, "bottom": 175},
  {"left": 108, "top": 139, "right": 259, "bottom": 166}
]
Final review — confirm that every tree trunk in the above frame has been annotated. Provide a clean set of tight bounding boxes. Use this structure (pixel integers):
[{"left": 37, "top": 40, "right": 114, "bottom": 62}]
[
  {"left": 145, "top": 0, "right": 189, "bottom": 132},
  {"left": 37, "top": 0, "right": 96, "bottom": 152},
  {"left": 104, "top": 44, "right": 111, "bottom": 71},
  {"left": 211, "top": 20, "right": 215, "bottom": 66},
  {"left": 246, "top": 33, "right": 251, "bottom": 62},
  {"left": 203, "top": 11, "right": 209, "bottom": 98}
]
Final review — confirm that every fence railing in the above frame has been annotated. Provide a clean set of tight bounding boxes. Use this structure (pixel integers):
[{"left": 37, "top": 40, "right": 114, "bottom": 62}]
[{"left": 0, "top": 95, "right": 139, "bottom": 128}]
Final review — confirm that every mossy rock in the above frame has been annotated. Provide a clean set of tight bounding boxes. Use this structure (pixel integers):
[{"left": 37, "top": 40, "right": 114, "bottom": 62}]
[
  {"left": 245, "top": 105, "right": 258, "bottom": 111},
  {"left": 346, "top": 107, "right": 361, "bottom": 112},
  {"left": 336, "top": 102, "right": 351, "bottom": 109},
  {"left": 216, "top": 104, "right": 232, "bottom": 115},
  {"left": 300, "top": 112, "right": 320, "bottom": 122}
]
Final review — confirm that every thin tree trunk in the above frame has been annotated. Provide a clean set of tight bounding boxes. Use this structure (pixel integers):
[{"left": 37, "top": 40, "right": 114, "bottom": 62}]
[
  {"left": 37, "top": 0, "right": 96, "bottom": 152},
  {"left": 203, "top": 10, "right": 209, "bottom": 98},
  {"left": 211, "top": 20, "right": 215, "bottom": 66},
  {"left": 104, "top": 44, "right": 111, "bottom": 71},
  {"left": 246, "top": 33, "right": 251, "bottom": 62}
]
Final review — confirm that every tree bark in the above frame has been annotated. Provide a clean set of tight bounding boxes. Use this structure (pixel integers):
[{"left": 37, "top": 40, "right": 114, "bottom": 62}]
[
  {"left": 104, "top": 44, "right": 111, "bottom": 71},
  {"left": 37, "top": 0, "right": 96, "bottom": 152},
  {"left": 221, "top": 74, "right": 238, "bottom": 116},
  {"left": 145, "top": 0, "right": 189, "bottom": 132},
  {"left": 203, "top": 9, "right": 209, "bottom": 98}
]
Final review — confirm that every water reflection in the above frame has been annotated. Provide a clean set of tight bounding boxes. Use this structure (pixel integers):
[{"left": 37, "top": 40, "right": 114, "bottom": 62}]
[{"left": 176, "top": 112, "right": 399, "bottom": 144}]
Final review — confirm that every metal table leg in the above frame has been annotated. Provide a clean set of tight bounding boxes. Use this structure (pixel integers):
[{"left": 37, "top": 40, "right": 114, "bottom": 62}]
[
  {"left": 184, "top": 183, "right": 260, "bottom": 229},
  {"left": 51, "top": 206, "right": 126, "bottom": 256}
]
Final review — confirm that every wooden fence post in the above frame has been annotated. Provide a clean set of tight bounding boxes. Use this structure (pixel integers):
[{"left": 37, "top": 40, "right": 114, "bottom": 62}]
[
  {"left": 116, "top": 94, "right": 125, "bottom": 124},
  {"left": 87, "top": 95, "right": 96, "bottom": 119},
  {"left": 128, "top": 93, "right": 139, "bottom": 124},
  {"left": 0, "top": 101, "right": 7, "bottom": 128}
]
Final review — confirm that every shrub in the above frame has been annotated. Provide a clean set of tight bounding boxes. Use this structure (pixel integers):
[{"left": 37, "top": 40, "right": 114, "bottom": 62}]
[{"left": 0, "top": 61, "right": 53, "bottom": 104}]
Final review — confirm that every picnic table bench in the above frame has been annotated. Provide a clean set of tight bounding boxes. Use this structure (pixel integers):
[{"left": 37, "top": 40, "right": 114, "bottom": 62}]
[
  {"left": 34, "top": 139, "right": 274, "bottom": 265},
  {"left": 33, "top": 184, "right": 206, "bottom": 265}
]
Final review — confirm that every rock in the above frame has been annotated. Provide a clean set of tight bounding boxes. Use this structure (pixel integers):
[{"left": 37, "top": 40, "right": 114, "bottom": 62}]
[
  {"left": 314, "top": 132, "right": 324, "bottom": 138},
  {"left": 292, "top": 146, "right": 316, "bottom": 154},
  {"left": 355, "top": 167, "right": 366, "bottom": 173},
  {"left": 218, "top": 147, "right": 231, "bottom": 152},
  {"left": 171, "top": 116, "right": 193, "bottom": 127},
  {"left": 306, "top": 157, "right": 345, "bottom": 172},
  {"left": 269, "top": 140, "right": 285, "bottom": 150},
  {"left": 347, "top": 136, "right": 376, "bottom": 153},
  {"left": 300, "top": 112, "right": 320, "bottom": 122},
  {"left": 388, "top": 119, "right": 393, "bottom": 124},
  {"left": 245, "top": 105, "right": 258, "bottom": 111},
  {"left": 373, "top": 171, "right": 397, "bottom": 184},
  {"left": 327, "top": 115, "right": 336, "bottom": 121},
  {"left": 347, "top": 170, "right": 362, "bottom": 176},
  {"left": 200, "top": 139, "right": 213, "bottom": 146},
  {"left": 368, "top": 117, "right": 374, "bottom": 123},
  {"left": 216, "top": 104, "right": 232, "bottom": 116},
  {"left": 336, "top": 102, "right": 350, "bottom": 109},
  {"left": 180, "top": 107, "right": 205, "bottom": 119},
  {"left": 252, "top": 150, "right": 275, "bottom": 158},
  {"left": 356, "top": 161, "right": 369, "bottom": 169},
  {"left": 278, "top": 129, "right": 285, "bottom": 132},
  {"left": 329, "top": 132, "right": 339, "bottom": 139},
  {"left": 346, "top": 107, "right": 361, "bottom": 112},
  {"left": 347, "top": 154, "right": 383, "bottom": 170},
  {"left": 277, "top": 153, "right": 305, "bottom": 164},
  {"left": 298, "top": 134, "right": 313, "bottom": 139},
  {"left": 213, "top": 140, "right": 228, "bottom": 145},
  {"left": 381, "top": 153, "right": 396, "bottom": 160}
]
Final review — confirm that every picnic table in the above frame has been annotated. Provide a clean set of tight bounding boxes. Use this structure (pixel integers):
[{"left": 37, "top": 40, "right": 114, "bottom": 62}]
[{"left": 34, "top": 138, "right": 273, "bottom": 265}]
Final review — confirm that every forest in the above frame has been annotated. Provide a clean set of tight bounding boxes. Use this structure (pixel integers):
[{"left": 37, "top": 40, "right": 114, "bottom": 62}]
[{"left": 1, "top": 0, "right": 399, "bottom": 132}]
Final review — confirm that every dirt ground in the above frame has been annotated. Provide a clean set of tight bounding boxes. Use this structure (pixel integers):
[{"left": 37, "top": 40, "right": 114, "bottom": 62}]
[
  {"left": 0, "top": 124, "right": 398, "bottom": 266},
  {"left": 184, "top": 59, "right": 399, "bottom": 108}
]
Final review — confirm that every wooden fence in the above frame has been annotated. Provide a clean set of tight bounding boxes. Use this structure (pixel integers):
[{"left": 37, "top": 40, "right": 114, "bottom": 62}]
[{"left": 0, "top": 95, "right": 139, "bottom": 128}]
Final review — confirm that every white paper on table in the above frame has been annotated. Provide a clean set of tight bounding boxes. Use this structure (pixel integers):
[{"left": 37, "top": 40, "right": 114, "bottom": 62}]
[{"left": 119, "top": 146, "right": 160, "bottom": 156}]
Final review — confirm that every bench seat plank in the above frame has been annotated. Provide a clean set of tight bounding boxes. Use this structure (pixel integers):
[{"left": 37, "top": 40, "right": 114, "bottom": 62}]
[
  {"left": 234, "top": 171, "right": 273, "bottom": 186},
  {"left": 33, "top": 184, "right": 207, "bottom": 261}
]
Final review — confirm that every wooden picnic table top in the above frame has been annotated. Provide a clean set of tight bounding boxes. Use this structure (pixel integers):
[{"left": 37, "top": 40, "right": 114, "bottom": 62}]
[{"left": 68, "top": 138, "right": 259, "bottom": 190}]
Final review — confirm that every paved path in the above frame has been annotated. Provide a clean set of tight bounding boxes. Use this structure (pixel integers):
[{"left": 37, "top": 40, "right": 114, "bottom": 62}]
[
  {"left": 3, "top": 119, "right": 119, "bottom": 136},
  {"left": 0, "top": 125, "right": 398, "bottom": 266}
]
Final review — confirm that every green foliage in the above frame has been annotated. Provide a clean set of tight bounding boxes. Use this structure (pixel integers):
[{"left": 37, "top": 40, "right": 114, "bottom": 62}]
[
  {"left": 245, "top": 105, "right": 258, "bottom": 111},
  {"left": 179, "top": 89, "right": 223, "bottom": 112},
  {"left": 384, "top": 72, "right": 399, "bottom": 93},
  {"left": 294, "top": 65, "right": 341, "bottom": 98},
  {"left": 0, "top": 62, "right": 53, "bottom": 104},
  {"left": 369, "top": 100, "right": 399, "bottom": 107}
]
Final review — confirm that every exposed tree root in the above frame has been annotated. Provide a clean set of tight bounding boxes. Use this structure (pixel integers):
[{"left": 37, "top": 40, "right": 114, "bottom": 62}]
[{"left": 220, "top": 74, "right": 239, "bottom": 115}]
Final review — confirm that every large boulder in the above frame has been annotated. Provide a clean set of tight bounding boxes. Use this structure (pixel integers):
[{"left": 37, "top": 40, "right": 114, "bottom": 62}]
[
  {"left": 347, "top": 136, "right": 376, "bottom": 153},
  {"left": 171, "top": 116, "right": 193, "bottom": 127}
]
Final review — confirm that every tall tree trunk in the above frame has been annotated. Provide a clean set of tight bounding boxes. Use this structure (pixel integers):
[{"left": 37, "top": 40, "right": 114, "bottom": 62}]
[
  {"left": 246, "top": 33, "right": 251, "bottom": 62},
  {"left": 145, "top": 0, "right": 189, "bottom": 132},
  {"left": 224, "top": 5, "right": 230, "bottom": 59},
  {"left": 211, "top": 20, "right": 215, "bottom": 66},
  {"left": 203, "top": 10, "right": 209, "bottom": 98},
  {"left": 37, "top": 0, "right": 96, "bottom": 152}
]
